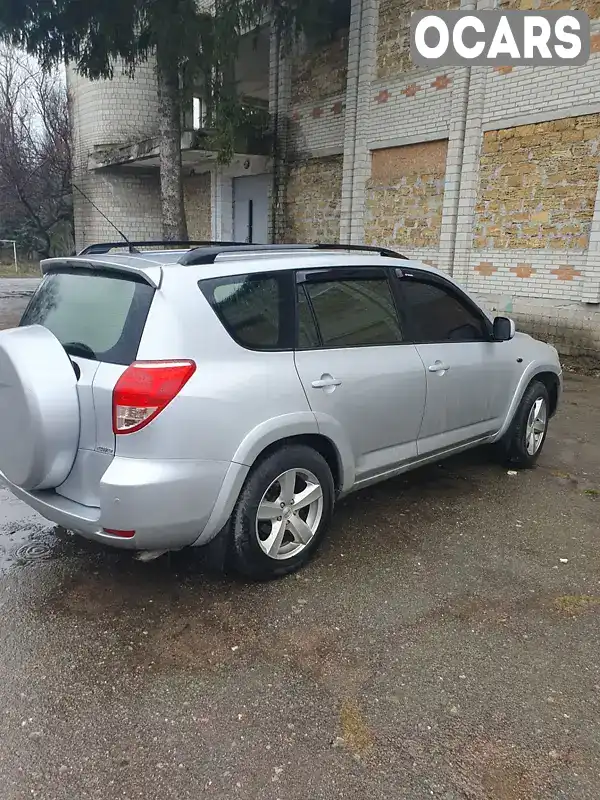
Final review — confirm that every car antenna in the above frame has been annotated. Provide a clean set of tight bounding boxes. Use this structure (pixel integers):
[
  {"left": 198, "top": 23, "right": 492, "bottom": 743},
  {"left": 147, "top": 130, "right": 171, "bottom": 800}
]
[{"left": 72, "top": 183, "right": 138, "bottom": 253}]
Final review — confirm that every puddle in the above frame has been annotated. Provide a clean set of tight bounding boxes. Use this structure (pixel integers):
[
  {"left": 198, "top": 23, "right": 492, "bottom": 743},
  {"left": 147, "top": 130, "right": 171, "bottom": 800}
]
[
  {"left": 0, "top": 290, "right": 35, "bottom": 299},
  {"left": 0, "top": 485, "right": 76, "bottom": 574},
  {"left": 14, "top": 539, "right": 53, "bottom": 562},
  {"left": 0, "top": 521, "right": 61, "bottom": 573}
]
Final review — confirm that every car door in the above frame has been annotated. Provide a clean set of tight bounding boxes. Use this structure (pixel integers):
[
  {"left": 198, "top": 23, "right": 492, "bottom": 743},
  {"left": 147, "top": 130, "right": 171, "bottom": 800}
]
[
  {"left": 395, "top": 269, "right": 519, "bottom": 456},
  {"left": 293, "top": 266, "right": 427, "bottom": 484}
]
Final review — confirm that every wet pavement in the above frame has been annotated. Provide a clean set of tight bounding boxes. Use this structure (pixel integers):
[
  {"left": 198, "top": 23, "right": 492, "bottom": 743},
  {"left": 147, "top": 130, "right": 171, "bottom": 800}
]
[
  {"left": 0, "top": 278, "right": 38, "bottom": 328},
  {"left": 0, "top": 280, "right": 599, "bottom": 799}
]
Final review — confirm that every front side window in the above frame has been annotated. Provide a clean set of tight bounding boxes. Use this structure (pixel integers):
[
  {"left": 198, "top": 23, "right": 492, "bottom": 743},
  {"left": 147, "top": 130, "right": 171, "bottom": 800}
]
[
  {"left": 298, "top": 277, "right": 402, "bottom": 348},
  {"left": 400, "top": 279, "right": 488, "bottom": 343},
  {"left": 199, "top": 272, "right": 288, "bottom": 350}
]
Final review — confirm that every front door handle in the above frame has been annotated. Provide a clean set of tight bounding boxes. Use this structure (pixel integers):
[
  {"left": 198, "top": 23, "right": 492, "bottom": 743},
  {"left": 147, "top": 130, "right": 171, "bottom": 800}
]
[
  {"left": 312, "top": 374, "right": 342, "bottom": 389},
  {"left": 428, "top": 361, "right": 450, "bottom": 374}
]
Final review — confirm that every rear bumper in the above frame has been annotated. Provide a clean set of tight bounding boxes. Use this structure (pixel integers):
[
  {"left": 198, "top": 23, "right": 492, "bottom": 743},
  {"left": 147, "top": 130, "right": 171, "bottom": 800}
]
[{"left": 0, "top": 456, "right": 236, "bottom": 551}]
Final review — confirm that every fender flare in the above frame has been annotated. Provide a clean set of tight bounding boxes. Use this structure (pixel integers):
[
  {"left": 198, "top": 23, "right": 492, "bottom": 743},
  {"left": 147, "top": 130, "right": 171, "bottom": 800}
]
[
  {"left": 492, "top": 362, "right": 562, "bottom": 442},
  {"left": 195, "top": 413, "right": 356, "bottom": 546}
]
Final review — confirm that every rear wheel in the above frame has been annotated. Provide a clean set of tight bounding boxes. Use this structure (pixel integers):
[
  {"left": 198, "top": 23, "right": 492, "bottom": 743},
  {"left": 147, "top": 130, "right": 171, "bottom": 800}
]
[
  {"left": 229, "top": 445, "right": 334, "bottom": 580},
  {"left": 500, "top": 380, "right": 550, "bottom": 469}
]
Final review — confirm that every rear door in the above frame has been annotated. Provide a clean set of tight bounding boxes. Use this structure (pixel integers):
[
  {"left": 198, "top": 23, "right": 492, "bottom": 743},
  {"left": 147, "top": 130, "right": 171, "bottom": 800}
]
[
  {"left": 395, "top": 269, "right": 518, "bottom": 455},
  {"left": 20, "top": 268, "right": 154, "bottom": 505},
  {"left": 293, "top": 266, "right": 426, "bottom": 483}
]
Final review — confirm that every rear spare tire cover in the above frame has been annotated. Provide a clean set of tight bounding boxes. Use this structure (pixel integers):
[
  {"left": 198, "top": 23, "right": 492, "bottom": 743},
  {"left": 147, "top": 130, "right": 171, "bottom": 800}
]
[{"left": 0, "top": 325, "right": 80, "bottom": 490}]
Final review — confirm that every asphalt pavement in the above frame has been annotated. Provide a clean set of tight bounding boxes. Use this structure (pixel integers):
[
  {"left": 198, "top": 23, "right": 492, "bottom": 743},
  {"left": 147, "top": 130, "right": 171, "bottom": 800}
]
[
  {"left": 0, "top": 278, "right": 599, "bottom": 799},
  {"left": 0, "top": 277, "right": 39, "bottom": 328}
]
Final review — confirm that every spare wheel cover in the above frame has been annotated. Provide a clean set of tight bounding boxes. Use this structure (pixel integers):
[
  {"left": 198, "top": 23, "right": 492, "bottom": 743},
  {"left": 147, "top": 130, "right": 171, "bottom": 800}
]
[{"left": 0, "top": 325, "right": 80, "bottom": 490}]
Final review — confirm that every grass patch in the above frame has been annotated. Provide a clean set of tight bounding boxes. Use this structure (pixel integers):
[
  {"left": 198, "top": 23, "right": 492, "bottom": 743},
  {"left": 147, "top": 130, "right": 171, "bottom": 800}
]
[
  {"left": 339, "top": 698, "right": 373, "bottom": 755},
  {"left": 0, "top": 260, "right": 41, "bottom": 278},
  {"left": 555, "top": 595, "right": 600, "bottom": 614},
  {"left": 583, "top": 488, "right": 599, "bottom": 497},
  {"left": 0, "top": 264, "right": 40, "bottom": 278}
]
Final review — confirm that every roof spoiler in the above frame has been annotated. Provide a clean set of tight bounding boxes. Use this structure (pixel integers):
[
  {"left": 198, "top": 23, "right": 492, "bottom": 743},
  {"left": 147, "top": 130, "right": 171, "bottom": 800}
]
[{"left": 40, "top": 257, "right": 161, "bottom": 289}]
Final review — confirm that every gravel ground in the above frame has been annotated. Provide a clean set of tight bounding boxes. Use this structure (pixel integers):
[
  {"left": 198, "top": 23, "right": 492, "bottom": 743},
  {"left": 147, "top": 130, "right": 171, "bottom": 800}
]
[{"left": 0, "top": 279, "right": 598, "bottom": 799}]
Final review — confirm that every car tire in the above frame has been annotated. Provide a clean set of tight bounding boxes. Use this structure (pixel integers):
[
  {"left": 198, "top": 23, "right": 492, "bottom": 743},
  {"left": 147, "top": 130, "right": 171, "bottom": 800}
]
[
  {"left": 229, "top": 444, "right": 334, "bottom": 580},
  {"left": 499, "top": 380, "right": 550, "bottom": 469}
]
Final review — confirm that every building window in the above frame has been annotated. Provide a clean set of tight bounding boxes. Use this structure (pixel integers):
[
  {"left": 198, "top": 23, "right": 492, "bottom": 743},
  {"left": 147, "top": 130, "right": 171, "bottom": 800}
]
[{"left": 192, "top": 97, "right": 206, "bottom": 130}]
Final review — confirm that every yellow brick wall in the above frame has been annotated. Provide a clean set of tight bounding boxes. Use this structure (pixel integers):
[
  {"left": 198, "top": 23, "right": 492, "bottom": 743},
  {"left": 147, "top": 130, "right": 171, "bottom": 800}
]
[
  {"left": 377, "top": 0, "right": 459, "bottom": 80},
  {"left": 184, "top": 173, "right": 212, "bottom": 240},
  {"left": 500, "top": 0, "right": 600, "bottom": 16},
  {"left": 291, "top": 34, "right": 348, "bottom": 105},
  {"left": 474, "top": 115, "right": 600, "bottom": 250},
  {"left": 365, "top": 141, "right": 448, "bottom": 248},
  {"left": 284, "top": 156, "right": 343, "bottom": 242}
]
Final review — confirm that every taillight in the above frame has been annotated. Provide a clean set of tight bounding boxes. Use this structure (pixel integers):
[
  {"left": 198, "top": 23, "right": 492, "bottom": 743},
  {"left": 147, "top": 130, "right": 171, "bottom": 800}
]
[{"left": 112, "top": 360, "right": 196, "bottom": 434}]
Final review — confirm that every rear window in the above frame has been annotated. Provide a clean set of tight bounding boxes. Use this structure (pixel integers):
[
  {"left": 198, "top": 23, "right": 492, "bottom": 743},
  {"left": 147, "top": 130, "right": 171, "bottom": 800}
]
[
  {"left": 20, "top": 269, "right": 154, "bottom": 365},
  {"left": 199, "top": 272, "right": 290, "bottom": 350}
]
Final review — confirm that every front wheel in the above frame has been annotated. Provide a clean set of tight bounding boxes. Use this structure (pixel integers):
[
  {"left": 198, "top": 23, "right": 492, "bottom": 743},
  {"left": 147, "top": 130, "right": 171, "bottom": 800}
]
[
  {"left": 229, "top": 444, "right": 334, "bottom": 580},
  {"left": 500, "top": 380, "right": 550, "bottom": 468}
]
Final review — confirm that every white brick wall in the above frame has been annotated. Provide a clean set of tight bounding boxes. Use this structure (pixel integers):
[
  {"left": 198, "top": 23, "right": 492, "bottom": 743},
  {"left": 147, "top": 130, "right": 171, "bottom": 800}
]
[
  {"left": 484, "top": 58, "right": 600, "bottom": 125},
  {"left": 467, "top": 250, "right": 587, "bottom": 299},
  {"left": 366, "top": 69, "right": 452, "bottom": 146},
  {"left": 289, "top": 97, "right": 346, "bottom": 156},
  {"left": 68, "top": 60, "right": 161, "bottom": 248}
]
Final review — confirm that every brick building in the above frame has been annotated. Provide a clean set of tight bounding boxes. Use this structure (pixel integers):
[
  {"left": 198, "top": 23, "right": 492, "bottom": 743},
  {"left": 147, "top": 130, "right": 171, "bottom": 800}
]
[{"left": 69, "top": 0, "right": 600, "bottom": 360}]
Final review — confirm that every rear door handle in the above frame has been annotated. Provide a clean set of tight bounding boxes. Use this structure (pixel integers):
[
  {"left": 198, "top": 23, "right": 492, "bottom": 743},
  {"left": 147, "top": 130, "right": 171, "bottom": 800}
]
[
  {"left": 428, "top": 362, "right": 450, "bottom": 373},
  {"left": 312, "top": 375, "right": 342, "bottom": 389}
]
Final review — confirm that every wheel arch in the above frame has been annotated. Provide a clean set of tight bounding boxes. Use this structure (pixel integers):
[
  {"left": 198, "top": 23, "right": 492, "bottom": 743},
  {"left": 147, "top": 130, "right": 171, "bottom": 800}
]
[
  {"left": 231, "top": 412, "right": 355, "bottom": 493},
  {"left": 250, "top": 433, "right": 345, "bottom": 497},
  {"left": 195, "top": 414, "right": 355, "bottom": 548},
  {"left": 533, "top": 371, "right": 560, "bottom": 417},
  {"left": 493, "top": 364, "right": 562, "bottom": 442}
]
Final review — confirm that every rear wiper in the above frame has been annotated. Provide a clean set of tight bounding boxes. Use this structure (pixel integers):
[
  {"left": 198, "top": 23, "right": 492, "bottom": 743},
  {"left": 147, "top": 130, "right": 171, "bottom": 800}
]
[{"left": 63, "top": 341, "right": 97, "bottom": 360}]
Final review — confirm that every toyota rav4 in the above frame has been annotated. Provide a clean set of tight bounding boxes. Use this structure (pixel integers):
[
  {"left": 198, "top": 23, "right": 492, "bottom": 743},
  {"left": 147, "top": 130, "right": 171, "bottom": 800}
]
[{"left": 0, "top": 242, "right": 562, "bottom": 580}]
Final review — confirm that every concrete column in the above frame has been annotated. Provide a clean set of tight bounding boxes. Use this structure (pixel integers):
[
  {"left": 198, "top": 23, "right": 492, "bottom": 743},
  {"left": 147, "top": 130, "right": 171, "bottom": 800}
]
[
  {"left": 437, "top": 0, "right": 476, "bottom": 274},
  {"left": 268, "top": 26, "right": 292, "bottom": 243},
  {"left": 581, "top": 176, "right": 600, "bottom": 303},
  {"left": 210, "top": 166, "right": 220, "bottom": 240},
  {"left": 451, "top": 0, "right": 494, "bottom": 283},
  {"left": 212, "top": 164, "right": 234, "bottom": 241},
  {"left": 339, "top": 0, "right": 378, "bottom": 244}
]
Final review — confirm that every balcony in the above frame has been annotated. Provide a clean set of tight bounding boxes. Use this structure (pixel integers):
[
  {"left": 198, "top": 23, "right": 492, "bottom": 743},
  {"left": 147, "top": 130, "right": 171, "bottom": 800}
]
[
  {"left": 90, "top": 25, "right": 271, "bottom": 172},
  {"left": 89, "top": 101, "right": 271, "bottom": 172}
]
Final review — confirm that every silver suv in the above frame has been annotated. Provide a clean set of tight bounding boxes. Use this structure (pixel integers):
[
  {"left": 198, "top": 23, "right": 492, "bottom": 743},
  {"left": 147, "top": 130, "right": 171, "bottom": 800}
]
[{"left": 0, "top": 242, "right": 562, "bottom": 580}]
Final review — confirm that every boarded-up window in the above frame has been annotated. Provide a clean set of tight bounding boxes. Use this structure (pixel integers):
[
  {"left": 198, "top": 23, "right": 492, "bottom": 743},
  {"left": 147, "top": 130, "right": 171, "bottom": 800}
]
[
  {"left": 474, "top": 115, "right": 600, "bottom": 251},
  {"left": 365, "top": 140, "right": 448, "bottom": 249}
]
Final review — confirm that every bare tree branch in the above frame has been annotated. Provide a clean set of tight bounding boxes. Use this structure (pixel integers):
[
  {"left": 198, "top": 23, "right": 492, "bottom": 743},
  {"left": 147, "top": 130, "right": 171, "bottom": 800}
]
[{"left": 0, "top": 45, "right": 72, "bottom": 258}]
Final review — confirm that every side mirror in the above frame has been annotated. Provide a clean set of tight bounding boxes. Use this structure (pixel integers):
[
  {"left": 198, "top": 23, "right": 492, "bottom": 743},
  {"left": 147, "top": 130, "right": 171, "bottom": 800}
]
[{"left": 493, "top": 316, "right": 515, "bottom": 341}]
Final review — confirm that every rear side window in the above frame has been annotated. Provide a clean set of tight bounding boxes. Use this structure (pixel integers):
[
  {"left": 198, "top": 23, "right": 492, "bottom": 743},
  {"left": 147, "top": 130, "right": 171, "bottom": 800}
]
[
  {"left": 298, "top": 277, "right": 402, "bottom": 348},
  {"left": 20, "top": 270, "right": 154, "bottom": 365},
  {"left": 199, "top": 273, "right": 290, "bottom": 350}
]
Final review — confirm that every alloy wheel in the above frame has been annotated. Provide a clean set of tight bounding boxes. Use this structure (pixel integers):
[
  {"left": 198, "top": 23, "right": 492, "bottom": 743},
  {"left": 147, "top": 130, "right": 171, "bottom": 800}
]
[
  {"left": 255, "top": 468, "right": 324, "bottom": 560},
  {"left": 525, "top": 397, "right": 547, "bottom": 455}
]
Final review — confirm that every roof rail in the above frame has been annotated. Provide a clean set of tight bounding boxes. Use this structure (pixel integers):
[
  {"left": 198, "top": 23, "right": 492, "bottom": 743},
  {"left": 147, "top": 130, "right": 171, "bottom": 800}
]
[
  {"left": 178, "top": 242, "right": 408, "bottom": 266},
  {"left": 78, "top": 240, "right": 242, "bottom": 256}
]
